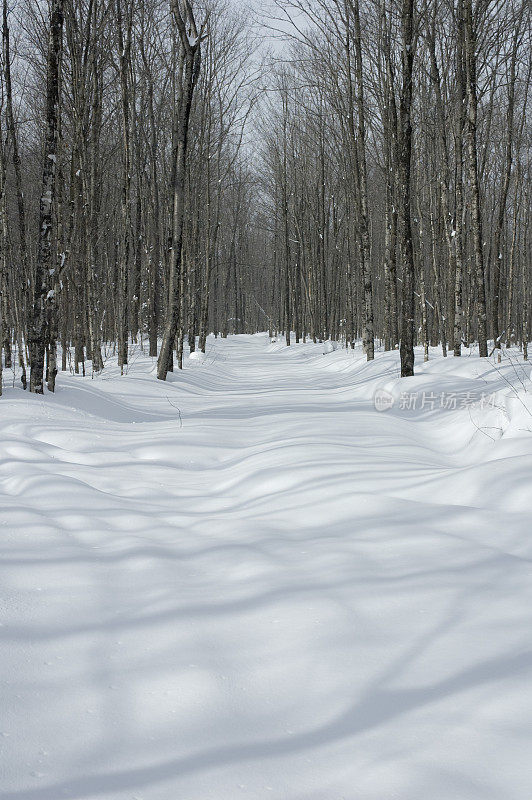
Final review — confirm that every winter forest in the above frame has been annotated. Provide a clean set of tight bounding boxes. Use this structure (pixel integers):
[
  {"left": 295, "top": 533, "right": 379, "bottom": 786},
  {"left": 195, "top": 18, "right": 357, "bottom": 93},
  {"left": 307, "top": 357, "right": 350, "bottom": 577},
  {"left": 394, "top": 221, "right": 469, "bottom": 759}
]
[
  {"left": 0, "top": 0, "right": 529, "bottom": 388},
  {"left": 1, "top": 1, "right": 532, "bottom": 799}
]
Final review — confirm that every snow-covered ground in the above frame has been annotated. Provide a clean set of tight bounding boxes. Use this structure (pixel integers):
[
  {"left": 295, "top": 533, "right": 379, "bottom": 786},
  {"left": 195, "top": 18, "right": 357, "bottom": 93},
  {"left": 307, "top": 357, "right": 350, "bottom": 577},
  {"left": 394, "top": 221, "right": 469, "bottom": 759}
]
[{"left": 1, "top": 334, "right": 532, "bottom": 800}]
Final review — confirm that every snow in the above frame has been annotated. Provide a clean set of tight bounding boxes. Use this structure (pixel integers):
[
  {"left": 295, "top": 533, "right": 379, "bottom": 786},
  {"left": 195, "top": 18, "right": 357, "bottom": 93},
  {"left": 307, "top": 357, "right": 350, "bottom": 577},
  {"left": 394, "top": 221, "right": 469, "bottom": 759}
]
[
  {"left": 188, "top": 350, "right": 206, "bottom": 363},
  {"left": 1, "top": 334, "right": 532, "bottom": 800}
]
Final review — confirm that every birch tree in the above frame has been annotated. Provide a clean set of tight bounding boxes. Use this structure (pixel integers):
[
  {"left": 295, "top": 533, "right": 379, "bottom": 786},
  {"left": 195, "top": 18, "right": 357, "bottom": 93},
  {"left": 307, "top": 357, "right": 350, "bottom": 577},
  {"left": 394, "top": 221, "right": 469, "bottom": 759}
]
[{"left": 28, "top": 0, "right": 64, "bottom": 394}]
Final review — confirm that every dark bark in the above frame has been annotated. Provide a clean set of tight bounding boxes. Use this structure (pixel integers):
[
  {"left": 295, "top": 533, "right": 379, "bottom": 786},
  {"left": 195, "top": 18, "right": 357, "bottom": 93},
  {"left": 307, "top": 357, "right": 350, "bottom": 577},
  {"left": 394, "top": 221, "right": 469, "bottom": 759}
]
[
  {"left": 157, "top": 0, "right": 205, "bottom": 380},
  {"left": 463, "top": 0, "right": 488, "bottom": 358},
  {"left": 399, "top": 0, "right": 415, "bottom": 377},
  {"left": 29, "top": 0, "right": 64, "bottom": 394}
]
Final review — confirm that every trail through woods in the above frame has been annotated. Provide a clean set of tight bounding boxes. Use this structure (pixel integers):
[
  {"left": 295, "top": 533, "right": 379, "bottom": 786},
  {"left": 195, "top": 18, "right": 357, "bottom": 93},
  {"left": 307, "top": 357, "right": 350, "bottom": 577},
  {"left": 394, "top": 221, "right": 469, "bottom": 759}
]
[{"left": 1, "top": 334, "right": 532, "bottom": 799}]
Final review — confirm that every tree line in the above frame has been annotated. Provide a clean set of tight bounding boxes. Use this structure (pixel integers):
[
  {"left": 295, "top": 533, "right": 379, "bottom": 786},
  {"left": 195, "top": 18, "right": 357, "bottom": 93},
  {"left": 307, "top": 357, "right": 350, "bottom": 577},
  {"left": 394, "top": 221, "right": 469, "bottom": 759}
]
[{"left": 0, "top": 0, "right": 530, "bottom": 396}]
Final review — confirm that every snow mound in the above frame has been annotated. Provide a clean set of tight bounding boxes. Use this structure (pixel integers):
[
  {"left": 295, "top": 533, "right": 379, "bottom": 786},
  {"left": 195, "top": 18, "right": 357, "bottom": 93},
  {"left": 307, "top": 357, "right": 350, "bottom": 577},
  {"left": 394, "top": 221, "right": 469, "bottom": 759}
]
[{"left": 1, "top": 334, "right": 532, "bottom": 800}]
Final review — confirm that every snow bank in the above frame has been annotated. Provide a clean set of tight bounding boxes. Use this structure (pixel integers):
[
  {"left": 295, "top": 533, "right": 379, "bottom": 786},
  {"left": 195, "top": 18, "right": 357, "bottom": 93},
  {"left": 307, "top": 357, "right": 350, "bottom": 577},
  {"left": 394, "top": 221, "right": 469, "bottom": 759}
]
[{"left": 1, "top": 335, "right": 532, "bottom": 800}]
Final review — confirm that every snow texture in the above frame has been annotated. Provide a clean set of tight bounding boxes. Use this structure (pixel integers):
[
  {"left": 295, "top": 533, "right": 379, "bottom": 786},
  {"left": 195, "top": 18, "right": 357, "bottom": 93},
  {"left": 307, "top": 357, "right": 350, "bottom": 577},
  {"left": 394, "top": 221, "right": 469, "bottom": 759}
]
[{"left": 1, "top": 334, "right": 532, "bottom": 800}]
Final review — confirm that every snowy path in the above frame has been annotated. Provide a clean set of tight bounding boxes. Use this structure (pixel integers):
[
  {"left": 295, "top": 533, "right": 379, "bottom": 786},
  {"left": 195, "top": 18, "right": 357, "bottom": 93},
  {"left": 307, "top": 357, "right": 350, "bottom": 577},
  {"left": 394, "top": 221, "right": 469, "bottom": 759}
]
[{"left": 1, "top": 334, "right": 532, "bottom": 800}]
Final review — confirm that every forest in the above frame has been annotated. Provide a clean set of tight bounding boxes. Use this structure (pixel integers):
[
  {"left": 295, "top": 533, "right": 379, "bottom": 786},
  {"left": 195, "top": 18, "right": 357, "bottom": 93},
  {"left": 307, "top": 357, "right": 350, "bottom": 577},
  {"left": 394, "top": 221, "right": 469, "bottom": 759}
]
[
  {"left": 2, "top": 3, "right": 532, "bottom": 799},
  {"left": 0, "top": 0, "right": 529, "bottom": 396}
]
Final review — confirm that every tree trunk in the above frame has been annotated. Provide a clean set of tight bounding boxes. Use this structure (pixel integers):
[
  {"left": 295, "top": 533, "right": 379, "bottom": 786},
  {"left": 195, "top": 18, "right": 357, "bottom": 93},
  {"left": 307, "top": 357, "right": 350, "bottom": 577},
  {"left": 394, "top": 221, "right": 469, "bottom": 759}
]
[
  {"left": 29, "top": 0, "right": 64, "bottom": 394},
  {"left": 463, "top": 0, "right": 488, "bottom": 358},
  {"left": 399, "top": 0, "right": 415, "bottom": 377},
  {"left": 157, "top": 0, "right": 204, "bottom": 380}
]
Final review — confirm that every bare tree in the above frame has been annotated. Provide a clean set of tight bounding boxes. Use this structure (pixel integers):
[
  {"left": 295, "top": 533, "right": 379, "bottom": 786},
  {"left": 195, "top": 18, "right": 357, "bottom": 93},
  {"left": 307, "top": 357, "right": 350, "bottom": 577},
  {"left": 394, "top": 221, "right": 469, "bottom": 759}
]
[
  {"left": 157, "top": 0, "right": 207, "bottom": 380},
  {"left": 28, "top": 0, "right": 64, "bottom": 394}
]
